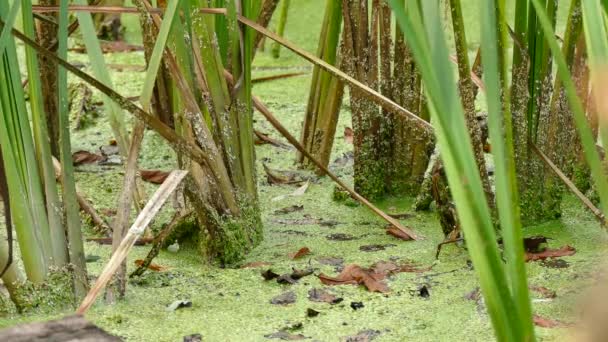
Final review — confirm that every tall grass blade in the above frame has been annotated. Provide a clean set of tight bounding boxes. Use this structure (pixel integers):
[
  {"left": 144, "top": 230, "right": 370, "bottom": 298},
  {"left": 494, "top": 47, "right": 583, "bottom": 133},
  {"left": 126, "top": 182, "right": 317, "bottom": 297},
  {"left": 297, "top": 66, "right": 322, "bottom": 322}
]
[
  {"left": 480, "top": 0, "right": 534, "bottom": 339},
  {"left": 58, "top": 0, "right": 88, "bottom": 297},
  {"left": 139, "top": 0, "right": 180, "bottom": 111},
  {"left": 388, "top": 1, "right": 520, "bottom": 340}
]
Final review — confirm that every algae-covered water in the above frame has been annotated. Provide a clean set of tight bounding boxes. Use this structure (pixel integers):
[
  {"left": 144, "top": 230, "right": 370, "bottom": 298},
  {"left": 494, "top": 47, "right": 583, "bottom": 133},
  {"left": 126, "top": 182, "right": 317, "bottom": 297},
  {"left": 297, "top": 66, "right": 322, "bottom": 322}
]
[{"left": 2, "top": 0, "right": 607, "bottom": 341}]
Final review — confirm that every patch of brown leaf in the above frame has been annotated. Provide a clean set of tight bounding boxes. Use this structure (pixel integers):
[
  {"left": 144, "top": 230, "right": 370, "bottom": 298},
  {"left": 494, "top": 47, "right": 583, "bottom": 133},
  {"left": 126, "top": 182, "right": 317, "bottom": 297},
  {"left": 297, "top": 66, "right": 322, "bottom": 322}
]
[
  {"left": 140, "top": 170, "right": 170, "bottom": 184},
  {"left": 318, "top": 261, "right": 429, "bottom": 293},
  {"left": 386, "top": 226, "right": 413, "bottom": 241},
  {"left": 72, "top": 150, "right": 105, "bottom": 165},
  {"left": 134, "top": 259, "right": 169, "bottom": 272},
  {"left": 525, "top": 245, "right": 576, "bottom": 262},
  {"left": 289, "top": 247, "right": 311, "bottom": 259}
]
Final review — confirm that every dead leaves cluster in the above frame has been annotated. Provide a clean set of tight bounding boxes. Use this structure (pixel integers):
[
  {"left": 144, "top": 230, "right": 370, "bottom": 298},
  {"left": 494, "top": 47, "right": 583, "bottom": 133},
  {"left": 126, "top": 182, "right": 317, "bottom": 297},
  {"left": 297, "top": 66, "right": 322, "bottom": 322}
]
[{"left": 318, "top": 261, "right": 428, "bottom": 293}]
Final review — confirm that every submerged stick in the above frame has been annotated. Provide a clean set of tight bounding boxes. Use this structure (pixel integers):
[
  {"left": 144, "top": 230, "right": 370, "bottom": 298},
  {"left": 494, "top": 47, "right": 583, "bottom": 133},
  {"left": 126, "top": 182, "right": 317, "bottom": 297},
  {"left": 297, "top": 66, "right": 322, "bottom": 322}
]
[
  {"left": 532, "top": 144, "right": 606, "bottom": 226},
  {"left": 76, "top": 170, "right": 188, "bottom": 315}
]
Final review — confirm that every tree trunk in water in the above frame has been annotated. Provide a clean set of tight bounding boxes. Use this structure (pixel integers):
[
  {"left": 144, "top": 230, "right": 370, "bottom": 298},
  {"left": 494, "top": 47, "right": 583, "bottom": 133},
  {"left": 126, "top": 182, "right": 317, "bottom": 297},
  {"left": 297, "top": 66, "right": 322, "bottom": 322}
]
[{"left": 37, "top": 0, "right": 60, "bottom": 157}]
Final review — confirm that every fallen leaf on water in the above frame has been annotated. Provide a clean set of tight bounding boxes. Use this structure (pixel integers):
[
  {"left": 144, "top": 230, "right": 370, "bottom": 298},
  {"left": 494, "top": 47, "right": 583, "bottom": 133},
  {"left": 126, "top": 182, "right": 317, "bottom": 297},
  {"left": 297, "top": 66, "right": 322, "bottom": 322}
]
[
  {"left": 288, "top": 268, "right": 313, "bottom": 281},
  {"left": 140, "top": 170, "right": 170, "bottom": 184},
  {"left": 344, "top": 127, "right": 354, "bottom": 144},
  {"left": 289, "top": 247, "right": 311, "bottom": 259},
  {"left": 72, "top": 150, "right": 105, "bottom": 165},
  {"left": 274, "top": 205, "right": 304, "bottom": 215},
  {"left": 241, "top": 261, "right": 272, "bottom": 269},
  {"left": 386, "top": 226, "right": 413, "bottom": 241},
  {"left": 261, "top": 269, "right": 280, "bottom": 281},
  {"left": 525, "top": 245, "right": 576, "bottom": 262},
  {"left": 523, "top": 235, "right": 550, "bottom": 252},
  {"left": 307, "top": 288, "right": 342, "bottom": 304},
  {"left": 529, "top": 285, "right": 556, "bottom": 299},
  {"left": 350, "top": 301, "right": 364, "bottom": 310},
  {"left": 183, "top": 334, "right": 202, "bottom": 342},
  {"left": 359, "top": 244, "right": 395, "bottom": 252},
  {"left": 306, "top": 308, "right": 320, "bottom": 317},
  {"left": 270, "top": 291, "right": 296, "bottom": 305},
  {"left": 134, "top": 259, "right": 169, "bottom": 272},
  {"left": 533, "top": 315, "right": 569, "bottom": 328},
  {"left": 264, "top": 331, "right": 306, "bottom": 340},
  {"left": 342, "top": 329, "right": 381, "bottom": 342},
  {"left": 318, "top": 264, "right": 389, "bottom": 293}
]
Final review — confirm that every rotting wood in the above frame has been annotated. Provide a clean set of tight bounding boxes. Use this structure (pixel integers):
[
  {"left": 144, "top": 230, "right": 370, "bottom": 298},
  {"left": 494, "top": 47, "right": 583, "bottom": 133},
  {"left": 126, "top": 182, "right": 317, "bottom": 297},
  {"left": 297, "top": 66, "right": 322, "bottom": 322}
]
[{"left": 76, "top": 170, "right": 188, "bottom": 314}]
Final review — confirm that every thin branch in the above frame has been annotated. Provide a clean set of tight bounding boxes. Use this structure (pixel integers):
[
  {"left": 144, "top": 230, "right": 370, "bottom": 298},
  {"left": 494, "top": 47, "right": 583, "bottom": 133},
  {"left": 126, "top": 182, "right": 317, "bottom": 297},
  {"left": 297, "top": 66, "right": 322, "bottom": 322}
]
[
  {"left": 532, "top": 143, "right": 606, "bottom": 226},
  {"left": 76, "top": 170, "right": 188, "bottom": 314}
]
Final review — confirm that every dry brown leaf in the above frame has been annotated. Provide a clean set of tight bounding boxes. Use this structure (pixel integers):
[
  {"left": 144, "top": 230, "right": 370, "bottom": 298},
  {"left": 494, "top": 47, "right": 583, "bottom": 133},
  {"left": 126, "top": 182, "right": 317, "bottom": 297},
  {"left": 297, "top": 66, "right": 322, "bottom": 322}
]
[
  {"left": 525, "top": 245, "right": 576, "bottom": 262},
  {"left": 72, "top": 150, "right": 105, "bottom": 165},
  {"left": 318, "top": 264, "right": 389, "bottom": 293},
  {"left": 529, "top": 285, "right": 556, "bottom": 299},
  {"left": 140, "top": 170, "right": 170, "bottom": 184},
  {"left": 289, "top": 247, "right": 311, "bottom": 259},
  {"left": 386, "top": 226, "right": 413, "bottom": 241},
  {"left": 134, "top": 259, "right": 169, "bottom": 272},
  {"left": 533, "top": 315, "right": 568, "bottom": 328},
  {"left": 344, "top": 127, "right": 354, "bottom": 144}
]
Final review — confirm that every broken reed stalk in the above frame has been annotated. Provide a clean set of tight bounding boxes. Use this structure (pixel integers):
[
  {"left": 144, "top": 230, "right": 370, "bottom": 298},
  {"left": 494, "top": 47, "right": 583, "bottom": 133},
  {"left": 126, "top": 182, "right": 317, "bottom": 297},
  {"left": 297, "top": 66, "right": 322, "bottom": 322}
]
[
  {"left": 76, "top": 170, "right": 188, "bottom": 315},
  {"left": 107, "top": 121, "right": 146, "bottom": 302},
  {"left": 130, "top": 210, "right": 193, "bottom": 277},
  {"left": 51, "top": 158, "right": 111, "bottom": 233},
  {"left": 532, "top": 143, "right": 606, "bottom": 226}
]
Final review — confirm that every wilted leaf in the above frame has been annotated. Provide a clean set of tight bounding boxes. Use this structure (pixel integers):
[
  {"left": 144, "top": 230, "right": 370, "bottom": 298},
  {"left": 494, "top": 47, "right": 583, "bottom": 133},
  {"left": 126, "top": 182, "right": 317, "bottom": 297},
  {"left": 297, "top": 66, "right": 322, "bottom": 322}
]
[
  {"left": 134, "top": 259, "right": 169, "bottom": 272},
  {"left": 523, "top": 236, "right": 550, "bottom": 252},
  {"left": 344, "top": 127, "right": 354, "bottom": 144},
  {"left": 529, "top": 285, "right": 556, "bottom": 299},
  {"left": 341, "top": 329, "right": 381, "bottom": 342},
  {"left": 262, "top": 269, "right": 280, "bottom": 281},
  {"left": 289, "top": 247, "right": 311, "bottom": 259},
  {"left": 241, "top": 261, "right": 272, "bottom": 269},
  {"left": 72, "top": 150, "right": 105, "bottom": 165},
  {"left": 533, "top": 315, "right": 568, "bottom": 328},
  {"left": 289, "top": 268, "right": 313, "bottom": 280},
  {"left": 264, "top": 331, "right": 306, "bottom": 340},
  {"left": 525, "top": 245, "right": 576, "bottom": 262},
  {"left": 350, "top": 301, "right": 364, "bottom": 310},
  {"left": 306, "top": 308, "right": 320, "bottom": 317},
  {"left": 307, "top": 288, "right": 342, "bottom": 304},
  {"left": 359, "top": 244, "right": 395, "bottom": 252},
  {"left": 274, "top": 205, "right": 304, "bottom": 215},
  {"left": 270, "top": 291, "right": 296, "bottom": 305},
  {"left": 140, "top": 170, "right": 170, "bottom": 184},
  {"left": 386, "top": 226, "right": 414, "bottom": 241},
  {"left": 318, "top": 264, "right": 390, "bottom": 293}
]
